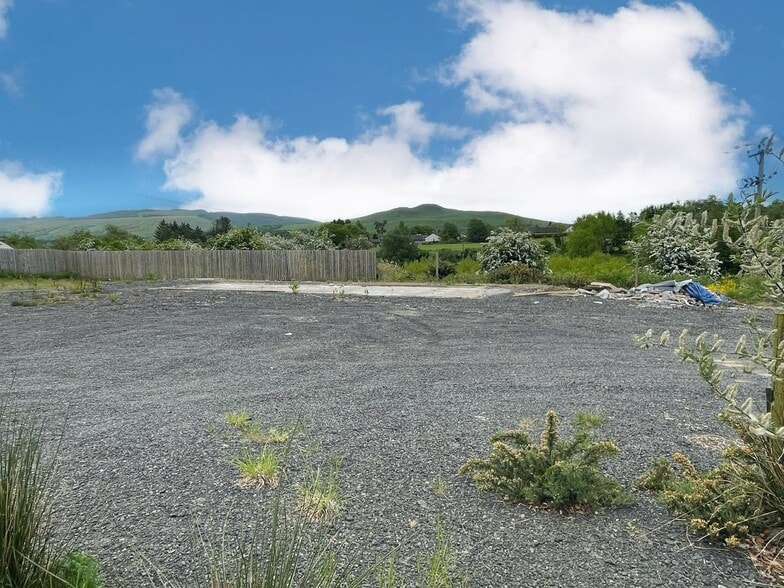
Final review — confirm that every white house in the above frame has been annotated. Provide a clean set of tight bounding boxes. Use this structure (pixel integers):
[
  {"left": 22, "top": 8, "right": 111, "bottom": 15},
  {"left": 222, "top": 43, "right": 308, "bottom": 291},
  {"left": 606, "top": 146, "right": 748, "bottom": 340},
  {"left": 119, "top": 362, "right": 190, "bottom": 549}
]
[
  {"left": 423, "top": 233, "right": 441, "bottom": 244},
  {"left": 0, "top": 240, "right": 12, "bottom": 249}
]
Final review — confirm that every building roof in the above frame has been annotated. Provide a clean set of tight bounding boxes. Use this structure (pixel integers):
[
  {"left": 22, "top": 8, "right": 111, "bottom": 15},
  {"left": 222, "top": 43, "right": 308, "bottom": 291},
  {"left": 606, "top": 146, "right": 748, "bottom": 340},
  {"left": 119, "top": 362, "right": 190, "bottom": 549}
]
[{"left": 0, "top": 240, "right": 12, "bottom": 250}]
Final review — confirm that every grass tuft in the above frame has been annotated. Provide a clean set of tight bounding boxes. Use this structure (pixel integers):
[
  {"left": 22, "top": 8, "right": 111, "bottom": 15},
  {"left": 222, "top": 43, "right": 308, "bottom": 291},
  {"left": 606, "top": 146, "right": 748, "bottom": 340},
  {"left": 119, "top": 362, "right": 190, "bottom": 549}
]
[{"left": 234, "top": 447, "right": 281, "bottom": 488}]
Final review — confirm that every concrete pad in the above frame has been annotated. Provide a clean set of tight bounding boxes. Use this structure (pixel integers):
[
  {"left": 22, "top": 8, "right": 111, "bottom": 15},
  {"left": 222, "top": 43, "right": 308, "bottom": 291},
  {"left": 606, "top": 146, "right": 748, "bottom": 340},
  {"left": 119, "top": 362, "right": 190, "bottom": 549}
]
[{"left": 161, "top": 279, "right": 510, "bottom": 299}]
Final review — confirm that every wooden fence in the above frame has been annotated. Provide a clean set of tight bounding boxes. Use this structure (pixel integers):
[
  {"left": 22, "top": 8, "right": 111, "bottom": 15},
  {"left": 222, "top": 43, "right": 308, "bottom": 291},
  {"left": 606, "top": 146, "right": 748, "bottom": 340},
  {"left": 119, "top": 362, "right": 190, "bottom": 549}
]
[{"left": 0, "top": 249, "right": 377, "bottom": 282}]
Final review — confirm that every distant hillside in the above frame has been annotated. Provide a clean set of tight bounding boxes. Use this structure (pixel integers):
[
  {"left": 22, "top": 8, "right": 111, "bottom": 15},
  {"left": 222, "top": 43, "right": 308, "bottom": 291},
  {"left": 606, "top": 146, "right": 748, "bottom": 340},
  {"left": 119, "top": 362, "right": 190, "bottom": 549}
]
[
  {"left": 0, "top": 209, "right": 316, "bottom": 242},
  {"left": 355, "top": 204, "right": 564, "bottom": 234},
  {"left": 0, "top": 203, "right": 566, "bottom": 242}
]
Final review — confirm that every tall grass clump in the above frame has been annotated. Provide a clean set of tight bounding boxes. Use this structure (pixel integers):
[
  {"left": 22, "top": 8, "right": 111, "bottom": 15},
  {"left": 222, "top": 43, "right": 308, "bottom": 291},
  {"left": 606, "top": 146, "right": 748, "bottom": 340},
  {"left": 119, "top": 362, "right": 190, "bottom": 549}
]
[{"left": 1, "top": 402, "right": 61, "bottom": 586}]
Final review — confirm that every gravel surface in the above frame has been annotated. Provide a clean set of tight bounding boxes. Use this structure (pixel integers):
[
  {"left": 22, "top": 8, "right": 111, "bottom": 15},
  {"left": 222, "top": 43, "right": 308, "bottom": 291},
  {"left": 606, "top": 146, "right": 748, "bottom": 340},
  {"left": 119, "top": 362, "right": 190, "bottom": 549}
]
[{"left": 0, "top": 281, "right": 776, "bottom": 587}]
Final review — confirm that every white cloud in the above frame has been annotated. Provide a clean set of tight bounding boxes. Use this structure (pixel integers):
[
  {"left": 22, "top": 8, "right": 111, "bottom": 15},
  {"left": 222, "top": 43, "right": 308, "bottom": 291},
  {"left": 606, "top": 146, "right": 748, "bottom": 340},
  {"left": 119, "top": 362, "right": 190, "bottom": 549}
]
[
  {"left": 0, "top": 71, "right": 21, "bottom": 97},
  {"left": 0, "top": 161, "right": 62, "bottom": 217},
  {"left": 140, "top": 1, "right": 746, "bottom": 222},
  {"left": 0, "top": 0, "right": 11, "bottom": 39},
  {"left": 135, "top": 87, "right": 193, "bottom": 162}
]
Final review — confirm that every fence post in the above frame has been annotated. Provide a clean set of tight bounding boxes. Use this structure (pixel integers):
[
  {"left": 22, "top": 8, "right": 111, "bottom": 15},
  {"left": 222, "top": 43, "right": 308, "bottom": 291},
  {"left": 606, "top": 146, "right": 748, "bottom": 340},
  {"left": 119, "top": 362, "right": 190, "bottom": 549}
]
[{"left": 772, "top": 310, "right": 784, "bottom": 428}]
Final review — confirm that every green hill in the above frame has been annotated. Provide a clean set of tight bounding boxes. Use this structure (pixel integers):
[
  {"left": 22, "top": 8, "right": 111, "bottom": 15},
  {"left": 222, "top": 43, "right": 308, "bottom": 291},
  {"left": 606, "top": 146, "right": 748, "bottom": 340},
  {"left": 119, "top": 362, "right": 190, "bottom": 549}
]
[
  {"left": 0, "top": 209, "right": 316, "bottom": 242},
  {"left": 0, "top": 203, "right": 566, "bottom": 243},
  {"left": 354, "top": 204, "right": 564, "bottom": 234}
]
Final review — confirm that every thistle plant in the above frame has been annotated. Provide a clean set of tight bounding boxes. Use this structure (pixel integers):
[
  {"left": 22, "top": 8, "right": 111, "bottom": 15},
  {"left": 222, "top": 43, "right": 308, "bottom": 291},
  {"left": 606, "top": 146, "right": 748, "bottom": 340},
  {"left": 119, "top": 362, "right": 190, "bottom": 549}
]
[{"left": 461, "top": 411, "right": 630, "bottom": 510}]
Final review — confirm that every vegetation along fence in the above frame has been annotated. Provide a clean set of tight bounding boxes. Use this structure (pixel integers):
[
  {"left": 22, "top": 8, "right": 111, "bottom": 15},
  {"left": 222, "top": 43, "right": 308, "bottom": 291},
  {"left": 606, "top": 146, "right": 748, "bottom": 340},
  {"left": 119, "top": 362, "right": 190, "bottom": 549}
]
[{"left": 0, "top": 249, "right": 378, "bottom": 282}]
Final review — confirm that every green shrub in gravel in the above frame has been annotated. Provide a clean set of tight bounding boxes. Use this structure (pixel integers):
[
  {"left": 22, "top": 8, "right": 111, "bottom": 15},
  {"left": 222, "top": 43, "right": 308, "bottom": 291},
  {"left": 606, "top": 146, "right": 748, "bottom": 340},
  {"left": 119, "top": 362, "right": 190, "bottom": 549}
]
[
  {"left": 637, "top": 453, "right": 758, "bottom": 547},
  {"left": 461, "top": 411, "right": 632, "bottom": 510}
]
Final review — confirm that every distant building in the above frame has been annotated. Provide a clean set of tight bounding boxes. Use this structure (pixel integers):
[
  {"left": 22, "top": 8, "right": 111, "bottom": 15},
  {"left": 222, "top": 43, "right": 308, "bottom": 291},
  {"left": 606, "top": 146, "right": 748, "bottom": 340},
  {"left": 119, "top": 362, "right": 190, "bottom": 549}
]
[
  {"left": 411, "top": 234, "right": 427, "bottom": 244},
  {"left": 424, "top": 233, "right": 441, "bottom": 244},
  {"left": 0, "top": 240, "right": 12, "bottom": 249}
]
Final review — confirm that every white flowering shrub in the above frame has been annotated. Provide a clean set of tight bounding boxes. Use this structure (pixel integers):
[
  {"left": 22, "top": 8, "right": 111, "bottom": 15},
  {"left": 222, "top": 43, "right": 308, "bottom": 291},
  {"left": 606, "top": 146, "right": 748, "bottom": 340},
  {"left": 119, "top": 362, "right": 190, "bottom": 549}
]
[
  {"left": 724, "top": 206, "right": 784, "bottom": 303},
  {"left": 476, "top": 228, "right": 549, "bottom": 273},
  {"left": 631, "top": 210, "right": 721, "bottom": 279},
  {"left": 211, "top": 228, "right": 336, "bottom": 250}
]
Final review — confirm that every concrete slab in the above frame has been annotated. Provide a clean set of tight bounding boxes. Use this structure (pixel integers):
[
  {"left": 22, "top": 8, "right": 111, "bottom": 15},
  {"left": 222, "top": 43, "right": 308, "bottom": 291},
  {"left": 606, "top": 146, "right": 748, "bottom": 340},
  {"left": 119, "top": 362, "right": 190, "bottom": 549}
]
[{"left": 162, "top": 279, "right": 511, "bottom": 299}]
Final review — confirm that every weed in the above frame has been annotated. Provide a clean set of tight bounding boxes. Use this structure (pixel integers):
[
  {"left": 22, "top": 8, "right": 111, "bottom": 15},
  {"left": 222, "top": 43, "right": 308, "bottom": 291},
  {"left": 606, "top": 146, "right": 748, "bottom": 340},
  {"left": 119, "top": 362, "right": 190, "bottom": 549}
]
[
  {"left": 106, "top": 293, "right": 118, "bottom": 303},
  {"left": 461, "top": 410, "right": 631, "bottom": 510},
  {"left": 224, "top": 411, "right": 251, "bottom": 428},
  {"left": 297, "top": 460, "right": 341, "bottom": 523},
  {"left": 290, "top": 281, "right": 300, "bottom": 294},
  {"left": 55, "top": 551, "right": 104, "bottom": 588},
  {"left": 234, "top": 447, "right": 281, "bottom": 488},
  {"left": 332, "top": 286, "right": 345, "bottom": 301},
  {"left": 427, "top": 476, "right": 449, "bottom": 498},
  {"left": 417, "top": 518, "right": 466, "bottom": 588}
]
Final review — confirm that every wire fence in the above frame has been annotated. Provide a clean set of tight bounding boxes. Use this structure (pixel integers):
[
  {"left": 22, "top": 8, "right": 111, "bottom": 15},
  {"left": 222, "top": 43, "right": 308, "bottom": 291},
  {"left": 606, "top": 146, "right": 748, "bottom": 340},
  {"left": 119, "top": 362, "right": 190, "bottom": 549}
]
[{"left": 0, "top": 249, "right": 377, "bottom": 282}]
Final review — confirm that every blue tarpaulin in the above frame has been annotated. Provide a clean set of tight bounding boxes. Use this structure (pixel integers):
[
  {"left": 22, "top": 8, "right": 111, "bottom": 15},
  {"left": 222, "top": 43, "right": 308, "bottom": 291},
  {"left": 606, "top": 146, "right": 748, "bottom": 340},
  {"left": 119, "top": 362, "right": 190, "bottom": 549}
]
[{"left": 680, "top": 281, "right": 726, "bottom": 305}]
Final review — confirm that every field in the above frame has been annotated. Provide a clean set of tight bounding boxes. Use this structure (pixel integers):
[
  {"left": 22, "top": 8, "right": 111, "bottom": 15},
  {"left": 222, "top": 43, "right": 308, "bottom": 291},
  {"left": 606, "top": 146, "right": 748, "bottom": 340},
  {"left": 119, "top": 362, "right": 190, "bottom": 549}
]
[{"left": 0, "top": 281, "right": 769, "bottom": 586}]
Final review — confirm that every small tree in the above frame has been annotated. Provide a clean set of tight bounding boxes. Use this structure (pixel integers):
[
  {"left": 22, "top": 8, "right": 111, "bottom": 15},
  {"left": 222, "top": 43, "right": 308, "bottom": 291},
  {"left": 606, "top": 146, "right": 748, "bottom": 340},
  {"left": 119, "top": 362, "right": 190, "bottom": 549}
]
[
  {"left": 466, "top": 218, "right": 491, "bottom": 243},
  {"left": 378, "top": 227, "right": 421, "bottom": 264},
  {"left": 440, "top": 222, "right": 460, "bottom": 243},
  {"left": 565, "top": 211, "right": 633, "bottom": 257},
  {"left": 476, "top": 228, "right": 548, "bottom": 273}
]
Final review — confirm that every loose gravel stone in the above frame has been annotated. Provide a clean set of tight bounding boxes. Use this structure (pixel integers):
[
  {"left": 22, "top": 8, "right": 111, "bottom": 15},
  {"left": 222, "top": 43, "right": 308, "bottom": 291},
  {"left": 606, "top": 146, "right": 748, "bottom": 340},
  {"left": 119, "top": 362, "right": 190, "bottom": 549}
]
[{"left": 0, "top": 281, "right": 773, "bottom": 587}]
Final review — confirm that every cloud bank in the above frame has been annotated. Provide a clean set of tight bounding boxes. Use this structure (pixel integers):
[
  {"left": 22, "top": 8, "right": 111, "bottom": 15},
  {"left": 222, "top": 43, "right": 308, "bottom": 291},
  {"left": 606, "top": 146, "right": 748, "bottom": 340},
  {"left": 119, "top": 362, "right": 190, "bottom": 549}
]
[
  {"left": 139, "top": 1, "right": 746, "bottom": 222},
  {"left": 0, "top": 161, "right": 62, "bottom": 217}
]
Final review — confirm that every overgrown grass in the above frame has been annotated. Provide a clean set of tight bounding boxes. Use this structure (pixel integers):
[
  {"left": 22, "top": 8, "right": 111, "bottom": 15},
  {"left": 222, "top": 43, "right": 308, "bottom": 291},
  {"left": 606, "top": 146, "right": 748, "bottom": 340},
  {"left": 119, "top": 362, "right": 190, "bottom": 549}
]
[{"left": 1, "top": 402, "right": 104, "bottom": 587}]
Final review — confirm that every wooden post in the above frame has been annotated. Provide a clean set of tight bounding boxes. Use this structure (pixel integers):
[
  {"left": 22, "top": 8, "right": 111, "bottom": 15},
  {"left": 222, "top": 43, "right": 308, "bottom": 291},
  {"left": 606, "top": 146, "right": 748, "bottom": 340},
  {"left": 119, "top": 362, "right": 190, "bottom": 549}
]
[{"left": 772, "top": 310, "right": 784, "bottom": 428}]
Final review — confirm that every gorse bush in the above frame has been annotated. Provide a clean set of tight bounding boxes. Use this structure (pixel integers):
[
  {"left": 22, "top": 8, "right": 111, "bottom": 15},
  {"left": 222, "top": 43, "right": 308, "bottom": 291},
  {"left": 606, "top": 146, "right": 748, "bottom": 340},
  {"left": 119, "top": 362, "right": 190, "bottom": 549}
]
[
  {"left": 637, "top": 453, "right": 759, "bottom": 546},
  {"left": 460, "top": 411, "right": 631, "bottom": 510}
]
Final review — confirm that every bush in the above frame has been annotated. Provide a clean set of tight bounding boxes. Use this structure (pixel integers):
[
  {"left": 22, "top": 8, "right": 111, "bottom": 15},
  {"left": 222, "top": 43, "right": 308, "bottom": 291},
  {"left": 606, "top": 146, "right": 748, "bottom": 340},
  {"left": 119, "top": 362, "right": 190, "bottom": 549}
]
[
  {"left": 460, "top": 411, "right": 631, "bottom": 510},
  {"left": 637, "top": 453, "right": 759, "bottom": 547},
  {"left": 485, "top": 263, "right": 543, "bottom": 284},
  {"left": 477, "top": 228, "right": 548, "bottom": 273},
  {"left": 630, "top": 210, "right": 721, "bottom": 280}
]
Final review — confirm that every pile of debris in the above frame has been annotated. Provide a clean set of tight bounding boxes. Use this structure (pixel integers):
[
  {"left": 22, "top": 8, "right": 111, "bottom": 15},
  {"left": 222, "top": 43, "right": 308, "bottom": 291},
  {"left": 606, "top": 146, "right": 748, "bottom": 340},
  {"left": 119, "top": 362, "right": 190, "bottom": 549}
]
[{"left": 576, "top": 279, "right": 731, "bottom": 307}]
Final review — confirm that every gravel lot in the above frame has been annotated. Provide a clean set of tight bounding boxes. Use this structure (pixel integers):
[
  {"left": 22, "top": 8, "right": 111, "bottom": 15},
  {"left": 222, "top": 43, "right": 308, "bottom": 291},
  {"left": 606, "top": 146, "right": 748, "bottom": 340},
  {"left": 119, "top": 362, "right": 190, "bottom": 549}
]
[{"left": 0, "top": 281, "right": 775, "bottom": 587}]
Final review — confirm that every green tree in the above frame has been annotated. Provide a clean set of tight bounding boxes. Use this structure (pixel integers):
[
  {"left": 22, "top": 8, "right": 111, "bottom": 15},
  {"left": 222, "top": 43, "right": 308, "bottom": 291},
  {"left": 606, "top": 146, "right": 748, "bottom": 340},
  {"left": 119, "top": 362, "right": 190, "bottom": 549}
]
[
  {"left": 440, "top": 222, "right": 460, "bottom": 243},
  {"left": 564, "top": 211, "right": 632, "bottom": 257},
  {"left": 379, "top": 227, "right": 421, "bottom": 264},
  {"left": 466, "top": 219, "right": 491, "bottom": 243},
  {"left": 320, "top": 219, "right": 371, "bottom": 249},
  {"left": 209, "top": 216, "right": 232, "bottom": 237},
  {"left": 411, "top": 225, "right": 435, "bottom": 236}
]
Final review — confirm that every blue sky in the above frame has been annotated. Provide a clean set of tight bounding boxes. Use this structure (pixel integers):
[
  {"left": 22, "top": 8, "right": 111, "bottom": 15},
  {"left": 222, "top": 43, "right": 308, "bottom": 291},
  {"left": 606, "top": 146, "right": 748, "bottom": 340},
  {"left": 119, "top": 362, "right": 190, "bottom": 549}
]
[{"left": 0, "top": 1, "right": 782, "bottom": 222}]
